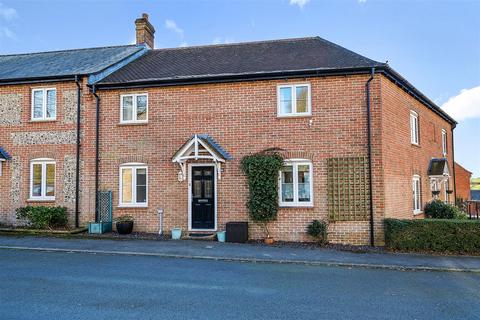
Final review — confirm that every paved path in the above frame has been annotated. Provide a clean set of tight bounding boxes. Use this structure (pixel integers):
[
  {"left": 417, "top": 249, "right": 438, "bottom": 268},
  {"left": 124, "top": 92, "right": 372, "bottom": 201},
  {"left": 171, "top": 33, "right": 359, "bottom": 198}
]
[
  {"left": 0, "top": 235, "right": 479, "bottom": 272},
  {"left": 1, "top": 249, "right": 479, "bottom": 320}
]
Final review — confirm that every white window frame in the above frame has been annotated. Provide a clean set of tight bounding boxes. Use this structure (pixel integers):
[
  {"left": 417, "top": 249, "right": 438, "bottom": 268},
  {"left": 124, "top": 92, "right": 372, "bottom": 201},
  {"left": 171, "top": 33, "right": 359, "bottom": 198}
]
[
  {"left": 277, "top": 84, "right": 312, "bottom": 117},
  {"left": 119, "top": 163, "right": 148, "bottom": 207},
  {"left": 444, "top": 179, "right": 449, "bottom": 203},
  {"left": 120, "top": 93, "right": 148, "bottom": 124},
  {"left": 31, "top": 88, "right": 57, "bottom": 121},
  {"left": 410, "top": 110, "right": 419, "bottom": 145},
  {"left": 412, "top": 175, "right": 422, "bottom": 214},
  {"left": 0, "top": 159, "right": 4, "bottom": 176},
  {"left": 279, "top": 159, "right": 313, "bottom": 207},
  {"left": 441, "top": 129, "right": 447, "bottom": 156},
  {"left": 29, "top": 158, "right": 56, "bottom": 201}
]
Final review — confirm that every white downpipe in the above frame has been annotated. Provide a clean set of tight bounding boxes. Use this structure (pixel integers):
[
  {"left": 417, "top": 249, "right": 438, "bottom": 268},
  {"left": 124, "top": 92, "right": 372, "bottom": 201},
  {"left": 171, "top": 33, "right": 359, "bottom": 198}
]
[{"left": 157, "top": 208, "right": 164, "bottom": 235}]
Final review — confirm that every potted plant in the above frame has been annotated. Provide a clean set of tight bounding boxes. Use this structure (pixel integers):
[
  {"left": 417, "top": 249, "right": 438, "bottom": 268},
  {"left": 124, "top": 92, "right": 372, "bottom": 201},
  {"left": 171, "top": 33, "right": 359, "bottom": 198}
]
[
  {"left": 171, "top": 227, "right": 182, "bottom": 240},
  {"left": 115, "top": 215, "right": 134, "bottom": 234}
]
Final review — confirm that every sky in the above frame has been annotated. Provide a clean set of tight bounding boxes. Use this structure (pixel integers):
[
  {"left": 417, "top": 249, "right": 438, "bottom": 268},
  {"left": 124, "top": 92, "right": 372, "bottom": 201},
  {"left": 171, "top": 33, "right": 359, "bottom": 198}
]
[{"left": 0, "top": 0, "right": 479, "bottom": 176}]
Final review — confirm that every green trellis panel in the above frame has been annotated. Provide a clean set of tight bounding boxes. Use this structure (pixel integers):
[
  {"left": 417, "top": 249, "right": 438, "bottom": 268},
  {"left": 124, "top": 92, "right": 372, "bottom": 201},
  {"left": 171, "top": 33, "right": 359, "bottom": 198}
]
[{"left": 327, "top": 157, "right": 370, "bottom": 221}]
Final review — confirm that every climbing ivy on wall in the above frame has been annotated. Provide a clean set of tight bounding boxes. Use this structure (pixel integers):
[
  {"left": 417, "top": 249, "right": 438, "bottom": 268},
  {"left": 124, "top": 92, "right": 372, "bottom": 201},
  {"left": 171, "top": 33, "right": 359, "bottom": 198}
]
[{"left": 240, "top": 152, "right": 284, "bottom": 238}]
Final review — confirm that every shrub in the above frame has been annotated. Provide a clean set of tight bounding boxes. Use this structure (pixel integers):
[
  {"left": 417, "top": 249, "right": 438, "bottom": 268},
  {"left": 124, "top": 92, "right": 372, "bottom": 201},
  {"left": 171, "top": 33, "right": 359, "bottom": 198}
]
[
  {"left": 16, "top": 206, "right": 68, "bottom": 229},
  {"left": 240, "top": 152, "right": 284, "bottom": 238},
  {"left": 115, "top": 215, "right": 134, "bottom": 222},
  {"left": 307, "top": 220, "right": 328, "bottom": 244},
  {"left": 384, "top": 218, "right": 480, "bottom": 254},
  {"left": 424, "top": 200, "right": 467, "bottom": 219}
]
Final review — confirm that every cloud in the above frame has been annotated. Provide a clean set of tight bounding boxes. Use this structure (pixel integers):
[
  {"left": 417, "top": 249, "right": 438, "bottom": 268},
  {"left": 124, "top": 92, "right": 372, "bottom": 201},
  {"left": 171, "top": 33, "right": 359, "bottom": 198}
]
[
  {"left": 212, "top": 37, "right": 234, "bottom": 45},
  {"left": 289, "top": 0, "right": 310, "bottom": 9},
  {"left": 441, "top": 86, "right": 480, "bottom": 121},
  {"left": 165, "top": 19, "right": 184, "bottom": 38},
  {"left": 0, "top": 3, "right": 17, "bottom": 21},
  {"left": 0, "top": 26, "right": 15, "bottom": 39},
  {"left": 179, "top": 42, "right": 188, "bottom": 47}
]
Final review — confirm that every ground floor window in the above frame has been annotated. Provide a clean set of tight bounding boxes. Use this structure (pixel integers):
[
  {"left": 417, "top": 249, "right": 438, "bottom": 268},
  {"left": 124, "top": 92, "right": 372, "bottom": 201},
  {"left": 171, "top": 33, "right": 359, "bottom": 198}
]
[
  {"left": 30, "top": 159, "right": 55, "bottom": 200},
  {"left": 279, "top": 160, "right": 313, "bottom": 207},
  {"left": 444, "top": 179, "right": 450, "bottom": 203},
  {"left": 413, "top": 175, "right": 421, "bottom": 214},
  {"left": 119, "top": 164, "right": 147, "bottom": 207}
]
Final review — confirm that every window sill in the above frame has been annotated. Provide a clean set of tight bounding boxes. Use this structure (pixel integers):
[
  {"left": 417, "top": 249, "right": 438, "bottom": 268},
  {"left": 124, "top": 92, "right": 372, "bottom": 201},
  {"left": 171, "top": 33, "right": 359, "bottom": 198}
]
[
  {"left": 413, "top": 210, "right": 423, "bottom": 216},
  {"left": 411, "top": 143, "right": 420, "bottom": 148},
  {"left": 30, "top": 119, "right": 56, "bottom": 123},
  {"left": 118, "top": 122, "right": 148, "bottom": 126},
  {"left": 117, "top": 205, "right": 148, "bottom": 209},
  {"left": 277, "top": 114, "right": 312, "bottom": 119},
  {"left": 279, "top": 204, "right": 314, "bottom": 208},
  {"left": 27, "top": 198, "right": 56, "bottom": 203}
]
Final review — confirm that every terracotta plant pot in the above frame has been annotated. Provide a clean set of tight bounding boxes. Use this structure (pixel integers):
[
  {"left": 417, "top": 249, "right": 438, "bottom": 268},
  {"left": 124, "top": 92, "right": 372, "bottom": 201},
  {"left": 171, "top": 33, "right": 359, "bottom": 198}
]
[{"left": 264, "top": 237, "right": 274, "bottom": 245}]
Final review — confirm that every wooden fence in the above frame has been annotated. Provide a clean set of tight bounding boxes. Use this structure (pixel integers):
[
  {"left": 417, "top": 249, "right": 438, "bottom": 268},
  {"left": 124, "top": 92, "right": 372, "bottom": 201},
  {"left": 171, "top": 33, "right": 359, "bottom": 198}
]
[{"left": 466, "top": 200, "right": 480, "bottom": 219}]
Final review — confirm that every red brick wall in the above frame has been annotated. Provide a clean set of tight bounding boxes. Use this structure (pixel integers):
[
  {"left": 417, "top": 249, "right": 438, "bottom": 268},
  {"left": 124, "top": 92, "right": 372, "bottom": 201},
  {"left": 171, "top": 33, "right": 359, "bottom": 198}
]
[
  {"left": 0, "top": 79, "right": 96, "bottom": 227},
  {"left": 455, "top": 162, "right": 472, "bottom": 201},
  {"left": 96, "top": 75, "right": 375, "bottom": 243},
  {"left": 380, "top": 76, "right": 455, "bottom": 220}
]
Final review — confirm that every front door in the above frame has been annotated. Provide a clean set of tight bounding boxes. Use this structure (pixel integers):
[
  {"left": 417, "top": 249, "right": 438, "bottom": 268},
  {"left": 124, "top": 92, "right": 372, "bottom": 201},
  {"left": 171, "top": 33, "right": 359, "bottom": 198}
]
[{"left": 191, "top": 166, "right": 215, "bottom": 229}]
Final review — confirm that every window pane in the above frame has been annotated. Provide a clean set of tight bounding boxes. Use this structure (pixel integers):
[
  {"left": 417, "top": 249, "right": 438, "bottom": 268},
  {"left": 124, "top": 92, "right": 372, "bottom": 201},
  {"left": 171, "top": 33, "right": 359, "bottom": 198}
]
[
  {"left": 136, "top": 95, "right": 147, "bottom": 121},
  {"left": 46, "top": 163, "right": 55, "bottom": 197},
  {"left": 296, "top": 86, "right": 308, "bottom": 113},
  {"left": 281, "top": 165, "right": 294, "bottom": 202},
  {"left": 46, "top": 89, "right": 56, "bottom": 118},
  {"left": 122, "top": 168, "right": 133, "bottom": 203},
  {"left": 193, "top": 180, "right": 202, "bottom": 198},
  {"left": 33, "top": 90, "right": 43, "bottom": 118},
  {"left": 280, "top": 87, "right": 292, "bottom": 114},
  {"left": 297, "top": 164, "right": 311, "bottom": 202},
  {"left": 122, "top": 96, "right": 133, "bottom": 121},
  {"left": 32, "top": 164, "right": 42, "bottom": 197},
  {"left": 204, "top": 180, "right": 213, "bottom": 198},
  {"left": 136, "top": 168, "right": 147, "bottom": 203}
]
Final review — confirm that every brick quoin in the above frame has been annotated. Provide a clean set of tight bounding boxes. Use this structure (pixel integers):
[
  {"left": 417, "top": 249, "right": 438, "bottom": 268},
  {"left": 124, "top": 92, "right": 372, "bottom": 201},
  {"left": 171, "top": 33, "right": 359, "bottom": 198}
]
[{"left": 0, "top": 72, "right": 455, "bottom": 245}]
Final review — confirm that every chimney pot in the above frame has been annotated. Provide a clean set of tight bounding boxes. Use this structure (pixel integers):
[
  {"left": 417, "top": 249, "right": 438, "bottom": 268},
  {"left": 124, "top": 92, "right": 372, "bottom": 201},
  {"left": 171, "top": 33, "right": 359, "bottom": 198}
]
[{"left": 135, "top": 13, "right": 155, "bottom": 49}]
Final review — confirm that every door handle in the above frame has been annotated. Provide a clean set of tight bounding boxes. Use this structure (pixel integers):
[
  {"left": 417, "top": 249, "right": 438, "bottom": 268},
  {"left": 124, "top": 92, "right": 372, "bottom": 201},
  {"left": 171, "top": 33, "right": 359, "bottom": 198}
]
[{"left": 198, "top": 199, "right": 208, "bottom": 203}]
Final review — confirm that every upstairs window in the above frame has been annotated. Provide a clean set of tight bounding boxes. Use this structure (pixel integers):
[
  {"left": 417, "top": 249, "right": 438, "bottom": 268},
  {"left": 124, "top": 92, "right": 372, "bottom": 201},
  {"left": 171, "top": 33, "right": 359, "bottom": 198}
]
[
  {"left": 279, "top": 160, "right": 313, "bottom": 207},
  {"left": 412, "top": 175, "right": 421, "bottom": 214},
  {"left": 410, "top": 111, "right": 419, "bottom": 145},
  {"left": 442, "top": 129, "right": 447, "bottom": 156},
  {"left": 30, "top": 159, "right": 55, "bottom": 200},
  {"left": 32, "top": 88, "right": 56, "bottom": 121},
  {"left": 277, "top": 84, "right": 311, "bottom": 117},
  {"left": 120, "top": 94, "right": 148, "bottom": 123},
  {"left": 119, "top": 164, "right": 148, "bottom": 207}
]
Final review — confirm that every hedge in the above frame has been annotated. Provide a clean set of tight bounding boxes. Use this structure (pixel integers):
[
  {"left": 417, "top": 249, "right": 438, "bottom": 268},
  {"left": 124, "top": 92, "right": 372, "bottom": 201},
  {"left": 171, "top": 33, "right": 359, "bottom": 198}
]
[{"left": 384, "top": 218, "right": 480, "bottom": 254}]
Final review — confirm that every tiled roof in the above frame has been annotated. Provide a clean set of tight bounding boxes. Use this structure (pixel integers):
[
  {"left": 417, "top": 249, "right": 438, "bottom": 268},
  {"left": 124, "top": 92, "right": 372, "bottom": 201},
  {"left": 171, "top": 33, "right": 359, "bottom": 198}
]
[
  {"left": 197, "top": 134, "right": 232, "bottom": 161},
  {"left": 99, "top": 37, "right": 384, "bottom": 85},
  {"left": 427, "top": 158, "right": 450, "bottom": 176},
  {"left": 0, "top": 45, "right": 145, "bottom": 82}
]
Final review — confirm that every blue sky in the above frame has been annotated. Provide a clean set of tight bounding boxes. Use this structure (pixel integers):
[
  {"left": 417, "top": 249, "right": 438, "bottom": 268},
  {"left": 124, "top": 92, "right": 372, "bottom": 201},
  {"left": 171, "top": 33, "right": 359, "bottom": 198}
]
[{"left": 1, "top": 0, "right": 479, "bottom": 176}]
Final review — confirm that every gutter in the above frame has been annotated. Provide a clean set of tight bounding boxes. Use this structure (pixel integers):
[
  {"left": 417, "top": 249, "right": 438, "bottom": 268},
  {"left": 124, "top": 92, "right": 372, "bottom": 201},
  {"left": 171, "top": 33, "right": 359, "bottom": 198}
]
[
  {"left": 0, "top": 75, "right": 78, "bottom": 86},
  {"left": 91, "top": 85, "right": 101, "bottom": 222},
  {"left": 366, "top": 67, "right": 375, "bottom": 247},
  {"left": 74, "top": 76, "right": 82, "bottom": 228}
]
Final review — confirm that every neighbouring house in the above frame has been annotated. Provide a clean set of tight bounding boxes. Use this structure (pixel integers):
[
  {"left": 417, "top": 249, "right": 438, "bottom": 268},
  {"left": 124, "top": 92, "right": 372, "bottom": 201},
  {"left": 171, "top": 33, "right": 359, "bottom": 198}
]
[
  {"left": 454, "top": 162, "right": 472, "bottom": 201},
  {"left": 0, "top": 14, "right": 457, "bottom": 245}
]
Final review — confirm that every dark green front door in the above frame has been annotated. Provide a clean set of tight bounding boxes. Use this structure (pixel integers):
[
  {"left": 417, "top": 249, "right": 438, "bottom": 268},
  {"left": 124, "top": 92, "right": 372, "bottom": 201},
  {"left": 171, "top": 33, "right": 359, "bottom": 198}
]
[{"left": 191, "top": 166, "right": 215, "bottom": 229}]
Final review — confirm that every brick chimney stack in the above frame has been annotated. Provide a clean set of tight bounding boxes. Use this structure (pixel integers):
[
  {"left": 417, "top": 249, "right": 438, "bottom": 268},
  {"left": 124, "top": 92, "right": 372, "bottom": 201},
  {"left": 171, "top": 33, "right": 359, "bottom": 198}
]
[{"left": 135, "top": 13, "right": 155, "bottom": 49}]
